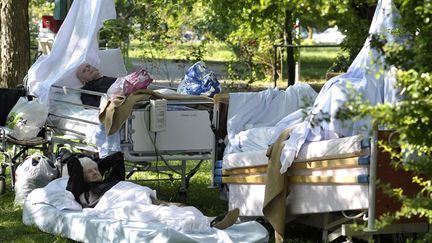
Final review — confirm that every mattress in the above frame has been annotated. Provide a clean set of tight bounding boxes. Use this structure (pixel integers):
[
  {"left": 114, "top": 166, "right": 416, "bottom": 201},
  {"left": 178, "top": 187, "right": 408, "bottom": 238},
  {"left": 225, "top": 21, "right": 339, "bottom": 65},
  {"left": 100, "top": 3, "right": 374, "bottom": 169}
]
[
  {"left": 23, "top": 178, "right": 269, "bottom": 243},
  {"left": 222, "top": 135, "right": 370, "bottom": 216}
]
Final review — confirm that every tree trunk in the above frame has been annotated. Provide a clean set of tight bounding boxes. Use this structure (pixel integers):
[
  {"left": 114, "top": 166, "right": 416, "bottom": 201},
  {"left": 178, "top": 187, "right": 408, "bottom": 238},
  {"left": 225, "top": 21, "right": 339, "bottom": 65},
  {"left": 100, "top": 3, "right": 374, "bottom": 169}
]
[
  {"left": 0, "top": 0, "right": 30, "bottom": 88},
  {"left": 307, "top": 26, "right": 313, "bottom": 40}
]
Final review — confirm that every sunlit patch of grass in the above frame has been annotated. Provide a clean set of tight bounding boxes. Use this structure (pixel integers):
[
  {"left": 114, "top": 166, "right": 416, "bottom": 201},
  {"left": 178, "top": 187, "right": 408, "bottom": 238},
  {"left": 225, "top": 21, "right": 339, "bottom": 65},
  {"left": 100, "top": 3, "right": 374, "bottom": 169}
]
[
  {"left": 129, "top": 41, "right": 235, "bottom": 62},
  {"left": 126, "top": 160, "right": 227, "bottom": 217}
]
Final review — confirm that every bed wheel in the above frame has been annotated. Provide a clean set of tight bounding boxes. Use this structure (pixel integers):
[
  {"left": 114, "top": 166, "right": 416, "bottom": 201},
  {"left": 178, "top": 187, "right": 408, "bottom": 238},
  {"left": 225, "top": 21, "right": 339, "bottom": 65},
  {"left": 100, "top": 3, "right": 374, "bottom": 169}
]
[{"left": 0, "top": 165, "right": 6, "bottom": 194}]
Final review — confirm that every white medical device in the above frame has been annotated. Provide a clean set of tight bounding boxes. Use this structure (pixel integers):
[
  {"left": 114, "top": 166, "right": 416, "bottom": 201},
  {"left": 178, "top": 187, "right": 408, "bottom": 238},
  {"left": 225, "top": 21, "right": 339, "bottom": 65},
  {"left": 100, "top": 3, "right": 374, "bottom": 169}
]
[{"left": 149, "top": 99, "right": 167, "bottom": 132}]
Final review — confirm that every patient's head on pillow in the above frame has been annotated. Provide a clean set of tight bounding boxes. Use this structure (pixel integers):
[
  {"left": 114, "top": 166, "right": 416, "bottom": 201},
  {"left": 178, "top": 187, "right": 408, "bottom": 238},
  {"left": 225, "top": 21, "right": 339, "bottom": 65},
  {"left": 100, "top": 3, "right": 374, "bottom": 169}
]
[
  {"left": 76, "top": 63, "right": 102, "bottom": 84},
  {"left": 79, "top": 157, "right": 103, "bottom": 182}
]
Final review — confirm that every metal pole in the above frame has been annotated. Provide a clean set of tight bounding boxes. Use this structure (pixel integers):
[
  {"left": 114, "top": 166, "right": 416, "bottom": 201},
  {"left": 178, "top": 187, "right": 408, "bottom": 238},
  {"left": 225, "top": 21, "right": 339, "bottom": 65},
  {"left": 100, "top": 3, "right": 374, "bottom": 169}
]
[
  {"left": 273, "top": 45, "right": 278, "bottom": 87},
  {"left": 365, "top": 125, "right": 378, "bottom": 232}
]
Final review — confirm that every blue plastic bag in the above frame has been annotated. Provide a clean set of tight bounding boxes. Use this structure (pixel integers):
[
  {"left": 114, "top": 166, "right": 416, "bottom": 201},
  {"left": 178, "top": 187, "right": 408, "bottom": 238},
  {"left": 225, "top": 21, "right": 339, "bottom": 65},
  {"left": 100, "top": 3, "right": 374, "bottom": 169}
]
[{"left": 177, "top": 61, "right": 221, "bottom": 97}]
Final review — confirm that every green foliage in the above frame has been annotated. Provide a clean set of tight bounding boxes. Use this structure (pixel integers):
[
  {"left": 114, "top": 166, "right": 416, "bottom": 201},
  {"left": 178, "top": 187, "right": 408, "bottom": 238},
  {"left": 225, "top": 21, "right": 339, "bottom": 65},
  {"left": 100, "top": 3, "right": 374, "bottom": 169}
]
[
  {"left": 335, "top": 0, "right": 432, "bottom": 238},
  {"left": 325, "top": 0, "right": 376, "bottom": 72},
  {"left": 99, "top": 19, "right": 131, "bottom": 49},
  {"left": 29, "top": 0, "right": 54, "bottom": 19}
]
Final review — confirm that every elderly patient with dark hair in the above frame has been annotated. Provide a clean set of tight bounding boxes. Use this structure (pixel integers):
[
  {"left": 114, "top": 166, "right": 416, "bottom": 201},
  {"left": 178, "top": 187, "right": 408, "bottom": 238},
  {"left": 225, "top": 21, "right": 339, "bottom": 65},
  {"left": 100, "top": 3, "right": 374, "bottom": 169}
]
[
  {"left": 76, "top": 63, "right": 117, "bottom": 107},
  {"left": 64, "top": 151, "right": 239, "bottom": 230}
]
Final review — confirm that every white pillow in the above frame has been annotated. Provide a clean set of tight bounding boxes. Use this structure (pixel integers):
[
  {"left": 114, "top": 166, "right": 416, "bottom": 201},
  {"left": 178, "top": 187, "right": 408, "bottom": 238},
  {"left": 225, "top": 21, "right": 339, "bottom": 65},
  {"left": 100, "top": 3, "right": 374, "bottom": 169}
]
[
  {"left": 98, "top": 48, "right": 128, "bottom": 78},
  {"left": 25, "top": 177, "right": 82, "bottom": 211}
]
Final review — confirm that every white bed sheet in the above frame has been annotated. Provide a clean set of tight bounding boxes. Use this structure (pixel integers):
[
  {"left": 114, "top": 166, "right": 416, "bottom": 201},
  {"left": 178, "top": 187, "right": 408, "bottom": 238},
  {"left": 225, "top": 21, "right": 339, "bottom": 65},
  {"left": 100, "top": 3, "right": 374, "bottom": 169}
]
[
  {"left": 226, "top": 83, "right": 318, "bottom": 154},
  {"left": 223, "top": 134, "right": 368, "bottom": 169},
  {"left": 23, "top": 178, "right": 269, "bottom": 243}
]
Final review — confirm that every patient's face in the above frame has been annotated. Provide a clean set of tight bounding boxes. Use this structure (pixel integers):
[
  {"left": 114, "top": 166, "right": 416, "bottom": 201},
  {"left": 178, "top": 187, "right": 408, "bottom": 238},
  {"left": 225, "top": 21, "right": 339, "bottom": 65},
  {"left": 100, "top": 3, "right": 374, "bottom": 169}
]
[
  {"left": 77, "top": 63, "right": 101, "bottom": 84},
  {"left": 83, "top": 164, "right": 103, "bottom": 182}
]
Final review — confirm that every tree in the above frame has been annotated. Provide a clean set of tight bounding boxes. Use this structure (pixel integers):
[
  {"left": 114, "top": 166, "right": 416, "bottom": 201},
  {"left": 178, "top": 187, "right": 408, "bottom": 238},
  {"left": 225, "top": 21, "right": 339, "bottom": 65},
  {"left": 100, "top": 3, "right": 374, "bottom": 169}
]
[
  {"left": 0, "top": 0, "right": 30, "bottom": 88},
  {"left": 325, "top": 0, "right": 376, "bottom": 72}
]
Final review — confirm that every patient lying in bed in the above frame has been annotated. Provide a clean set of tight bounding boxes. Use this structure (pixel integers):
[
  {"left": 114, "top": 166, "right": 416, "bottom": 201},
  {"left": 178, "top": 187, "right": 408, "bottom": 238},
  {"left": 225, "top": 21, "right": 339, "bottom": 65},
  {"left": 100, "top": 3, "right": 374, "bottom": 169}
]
[
  {"left": 64, "top": 151, "right": 239, "bottom": 230},
  {"left": 76, "top": 63, "right": 117, "bottom": 107},
  {"left": 77, "top": 63, "right": 153, "bottom": 107}
]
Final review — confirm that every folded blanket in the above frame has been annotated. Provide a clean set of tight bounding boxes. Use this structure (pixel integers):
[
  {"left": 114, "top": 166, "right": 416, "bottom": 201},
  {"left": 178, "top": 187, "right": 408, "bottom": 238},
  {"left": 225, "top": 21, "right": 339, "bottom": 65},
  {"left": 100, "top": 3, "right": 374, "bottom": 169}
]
[{"left": 262, "top": 127, "right": 293, "bottom": 243}]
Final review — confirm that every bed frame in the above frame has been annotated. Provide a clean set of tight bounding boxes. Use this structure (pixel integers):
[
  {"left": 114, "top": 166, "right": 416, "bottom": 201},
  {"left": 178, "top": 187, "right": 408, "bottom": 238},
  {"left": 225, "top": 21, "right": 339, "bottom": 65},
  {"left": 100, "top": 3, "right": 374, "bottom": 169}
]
[
  {"left": 212, "top": 93, "right": 428, "bottom": 241},
  {"left": 48, "top": 85, "right": 214, "bottom": 201}
]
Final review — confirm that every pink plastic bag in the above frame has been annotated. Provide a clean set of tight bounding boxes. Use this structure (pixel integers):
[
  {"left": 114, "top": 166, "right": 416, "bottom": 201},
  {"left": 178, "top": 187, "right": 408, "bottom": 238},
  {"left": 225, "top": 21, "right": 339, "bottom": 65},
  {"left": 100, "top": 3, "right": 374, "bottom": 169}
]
[
  {"left": 123, "top": 68, "right": 153, "bottom": 96},
  {"left": 107, "top": 68, "right": 153, "bottom": 99}
]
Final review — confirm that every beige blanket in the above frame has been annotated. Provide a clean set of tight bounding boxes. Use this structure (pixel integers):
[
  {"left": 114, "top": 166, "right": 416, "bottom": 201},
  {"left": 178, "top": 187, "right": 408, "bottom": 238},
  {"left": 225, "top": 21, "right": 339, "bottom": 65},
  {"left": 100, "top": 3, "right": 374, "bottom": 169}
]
[
  {"left": 99, "top": 89, "right": 213, "bottom": 135},
  {"left": 263, "top": 127, "right": 292, "bottom": 243}
]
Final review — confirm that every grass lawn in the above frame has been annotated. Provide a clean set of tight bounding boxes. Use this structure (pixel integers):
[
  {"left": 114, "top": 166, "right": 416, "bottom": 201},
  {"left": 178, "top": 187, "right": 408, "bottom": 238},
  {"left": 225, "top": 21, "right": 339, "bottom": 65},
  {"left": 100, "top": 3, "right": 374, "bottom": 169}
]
[
  {"left": 129, "top": 41, "right": 236, "bottom": 62},
  {"left": 299, "top": 47, "right": 341, "bottom": 81}
]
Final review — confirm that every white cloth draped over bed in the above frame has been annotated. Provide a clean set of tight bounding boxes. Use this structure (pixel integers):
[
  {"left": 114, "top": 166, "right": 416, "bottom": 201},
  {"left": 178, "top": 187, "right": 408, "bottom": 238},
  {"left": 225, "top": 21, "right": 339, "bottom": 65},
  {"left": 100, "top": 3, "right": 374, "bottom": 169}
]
[
  {"left": 226, "top": 83, "right": 318, "bottom": 154},
  {"left": 27, "top": 0, "right": 116, "bottom": 105},
  {"left": 24, "top": 178, "right": 269, "bottom": 242},
  {"left": 225, "top": 0, "right": 403, "bottom": 173}
]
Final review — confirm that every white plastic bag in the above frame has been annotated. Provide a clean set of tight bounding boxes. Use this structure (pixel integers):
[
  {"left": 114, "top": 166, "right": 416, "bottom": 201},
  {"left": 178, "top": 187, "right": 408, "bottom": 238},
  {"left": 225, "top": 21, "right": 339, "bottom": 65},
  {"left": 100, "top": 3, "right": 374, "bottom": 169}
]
[
  {"left": 6, "top": 97, "right": 49, "bottom": 140},
  {"left": 14, "top": 153, "right": 59, "bottom": 206}
]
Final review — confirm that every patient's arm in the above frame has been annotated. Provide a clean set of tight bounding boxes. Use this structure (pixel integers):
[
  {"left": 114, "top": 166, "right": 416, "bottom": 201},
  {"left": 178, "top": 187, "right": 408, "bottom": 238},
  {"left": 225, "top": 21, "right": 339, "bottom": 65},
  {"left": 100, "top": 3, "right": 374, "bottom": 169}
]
[
  {"left": 96, "top": 151, "right": 125, "bottom": 182},
  {"left": 66, "top": 157, "right": 87, "bottom": 202},
  {"left": 80, "top": 76, "right": 117, "bottom": 107}
]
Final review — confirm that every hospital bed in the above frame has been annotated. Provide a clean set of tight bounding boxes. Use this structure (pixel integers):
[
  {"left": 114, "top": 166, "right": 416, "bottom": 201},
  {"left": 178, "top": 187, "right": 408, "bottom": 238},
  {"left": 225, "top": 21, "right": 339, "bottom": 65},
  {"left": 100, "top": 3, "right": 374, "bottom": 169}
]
[
  {"left": 212, "top": 93, "right": 428, "bottom": 241},
  {"left": 45, "top": 48, "right": 215, "bottom": 200}
]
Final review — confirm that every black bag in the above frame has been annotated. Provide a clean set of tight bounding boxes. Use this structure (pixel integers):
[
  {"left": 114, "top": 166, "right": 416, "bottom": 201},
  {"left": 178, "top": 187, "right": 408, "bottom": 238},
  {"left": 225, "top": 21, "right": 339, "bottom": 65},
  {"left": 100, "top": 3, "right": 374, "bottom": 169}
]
[{"left": 0, "top": 87, "right": 26, "bottom": 126}]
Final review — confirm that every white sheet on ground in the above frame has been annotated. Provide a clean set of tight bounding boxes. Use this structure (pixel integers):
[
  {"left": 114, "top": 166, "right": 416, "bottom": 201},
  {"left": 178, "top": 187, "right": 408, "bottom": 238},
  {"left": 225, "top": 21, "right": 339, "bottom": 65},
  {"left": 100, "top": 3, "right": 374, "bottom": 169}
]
[
  {"left": 24, "top": 178, "right": 268, "bottom": 242},
  {"left": 27, "top": 0, "right": 116, "bottom": 105}
]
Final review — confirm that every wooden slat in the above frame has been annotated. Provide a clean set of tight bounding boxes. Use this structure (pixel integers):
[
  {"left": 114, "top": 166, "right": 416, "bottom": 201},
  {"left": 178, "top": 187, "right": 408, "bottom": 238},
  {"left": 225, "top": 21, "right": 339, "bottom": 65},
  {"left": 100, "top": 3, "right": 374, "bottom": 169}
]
[
  {"left": 222, "top": 175, "right": 266, "bottom": 184},
  {"left": 290, "top": 157, "right": 367, "bottom": 170},
  {"left": 222, "top": 174, "right": 368, "bottom": 185},
  {"left": 213, "top": 93, "right": 229, "bottom": 104},
  {"left": 294, "top": 149, "right": 369, "bottom": 163},
  {"left": 222, "top": 156, "right": 369, "bottom": 176},
  {"left": 223, "top": 165, "right": 267, "bottom": 175},
  {"left": 288, "top": 175, "right": 362, "bottom": 184}
]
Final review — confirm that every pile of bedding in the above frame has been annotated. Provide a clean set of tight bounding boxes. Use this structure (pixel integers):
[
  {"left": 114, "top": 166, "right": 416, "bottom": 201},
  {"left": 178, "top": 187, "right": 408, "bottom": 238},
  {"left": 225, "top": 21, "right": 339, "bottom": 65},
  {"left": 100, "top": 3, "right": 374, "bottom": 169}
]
[
  {"left": 225, "top": 83, "right": 318, "bottom": 155},
  {"left": 23, "top": 178, "right": 269, "bottom": 242}
]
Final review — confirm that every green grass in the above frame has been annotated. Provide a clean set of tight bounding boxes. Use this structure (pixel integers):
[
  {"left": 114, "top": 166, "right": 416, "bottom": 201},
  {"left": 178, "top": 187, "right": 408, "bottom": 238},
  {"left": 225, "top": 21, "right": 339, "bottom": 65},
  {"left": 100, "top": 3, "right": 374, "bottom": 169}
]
[
  {"left": 129, "top": 41, "right": 235, "bottom": 62},
  {"left": 300, "top": 47, "right": 342, "bottom": 81},
  {"left": 126, "top": 160, "right": 228, "bottom": 216}
]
